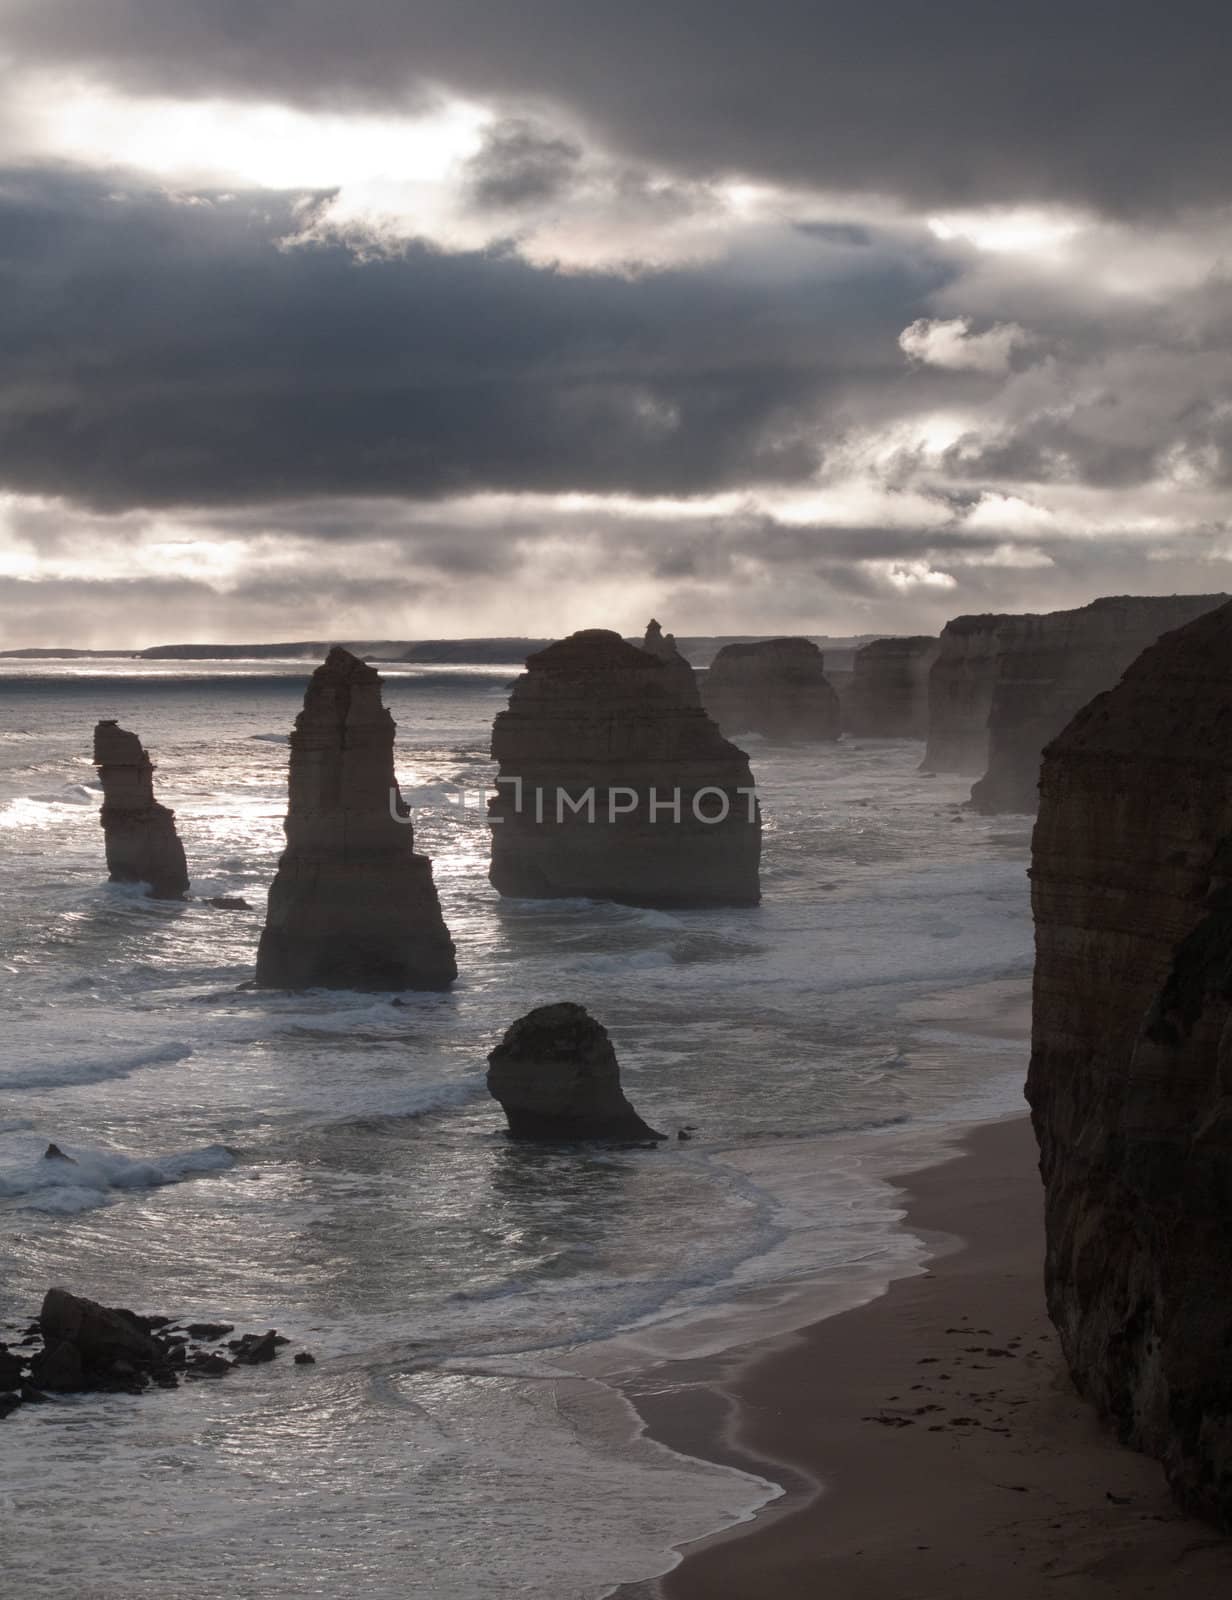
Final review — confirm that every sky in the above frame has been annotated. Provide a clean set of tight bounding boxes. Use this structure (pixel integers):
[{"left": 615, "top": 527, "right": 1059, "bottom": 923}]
[{"left": 2, "top": 2, "right": 1231, "bottom": 647}]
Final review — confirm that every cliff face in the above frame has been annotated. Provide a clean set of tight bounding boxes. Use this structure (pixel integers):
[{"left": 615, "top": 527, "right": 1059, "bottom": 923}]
[
  {"left": 1026, "top": 599, "right": 1232, "bottom": 1526},
  {"left": 489, "top": 629, "right": 761, "bottom": 907},
  {"left": 701, "top": 637, "right": 840, "bottom": 742},
  {"left": 971, "top": 594, "right": 1228, "bottom": 813},
  {"left": 921, "top": 614, "right": 1011, "bottom": 773},
  {"left": 844, "top": 636, "right": 938, "bottom": 738},
  {"left": 92, "top": 721, "right": 189, "bottom": 899},
  {"left": 255, "top": 647, "right": 457, "bottom": 990}
]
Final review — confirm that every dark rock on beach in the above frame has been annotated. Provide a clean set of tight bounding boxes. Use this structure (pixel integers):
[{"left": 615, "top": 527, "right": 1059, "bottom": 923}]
[{"left": 487, "top": 1002, "right": 665, "bottom": 1141}]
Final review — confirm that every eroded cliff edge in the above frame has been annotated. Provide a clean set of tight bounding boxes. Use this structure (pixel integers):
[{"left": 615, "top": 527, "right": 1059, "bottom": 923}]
[
  {"left": 255, "top": 646, "right": 456, "bottom": 990},
  {"left": 701, "top": 637, "right": 840, "bottom": 742},
  {"left": 1026, "top": 598, "right": 1232, "bottom": 1526},
  {"left": 845, "top": 635, "right": 938, "bottom": 738}
]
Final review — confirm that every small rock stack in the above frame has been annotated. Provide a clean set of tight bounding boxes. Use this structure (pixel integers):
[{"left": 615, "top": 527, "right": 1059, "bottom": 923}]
[
  {"left": 92, "top": 720, "right": 189, "bottom": 899},
  {"left": 701, "top": 637, "right": 840, "bottom": 742}
]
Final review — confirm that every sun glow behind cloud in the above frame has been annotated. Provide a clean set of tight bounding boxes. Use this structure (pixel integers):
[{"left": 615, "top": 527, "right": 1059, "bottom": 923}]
[{"left": 13, "top": 73, "right": 491, "bottom": 189}]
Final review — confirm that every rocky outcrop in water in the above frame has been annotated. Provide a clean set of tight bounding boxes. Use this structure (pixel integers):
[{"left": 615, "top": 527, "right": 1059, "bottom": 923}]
[
  {"left": 844, "top": 636, "right": 938, "bottom": 738},
  {"left": 255, "top": 646, "right": 457, "bottom": 990},
  {"left": 486, "top": 1003, "right": 664, "bottom": 1140},
  {"left": 489, "top": 629, "right": 760, "bottom": 906},
  {"left": 0, "top": 1288, "right": 302, "bottom": 1418},
  {"left": 971, "top": 594, "right": 1227, "bottom": 813},
  {"left": 92, "top": 720, "right": 189, "bottom": 899},
  {"left": 1026, "top": 599, "right": 1232, "bottom": 1527},
  {"left": 641, "top": 618, "right": 700, "bottom": 704},
  {"left": 701, "top": 637, "right": 840, "bottom": 743}
]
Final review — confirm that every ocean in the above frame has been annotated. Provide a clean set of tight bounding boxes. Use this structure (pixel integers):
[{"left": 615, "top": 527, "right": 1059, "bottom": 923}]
[{"left": 0, "top": 658, "right": 1035, "bottom": 1598}]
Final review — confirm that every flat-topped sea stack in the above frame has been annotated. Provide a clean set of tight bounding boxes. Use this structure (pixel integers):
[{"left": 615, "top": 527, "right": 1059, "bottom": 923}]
[
  {"left": 1027, "top": 599, "right": 1232, "bottom": 1525},
  {"left": 487, "top": 1002, "right": 664, "bottom": 1141},
  {"left": 92, "top": 720, "right": 189, "bottom": 899},
  {"left": 970, "top": 593, "right": 1227, "bottom": 812},
  {"left": 844, "top": 636, "right": 938, "bottom": 738},
  {"left": 700, "top": 637, "right": 840, "bottom": 743},
  {"left": 255, "top": 647, "right": 456, "bottom": 990},
  {"left": 641, "top": 617, "right": 700, "bottom": 704},
  {"left": 489, "top": 629, "right": 760, "bottom": 906},
  {"left": 921, "top": 613, "right": 1014, "bottom": 773}
]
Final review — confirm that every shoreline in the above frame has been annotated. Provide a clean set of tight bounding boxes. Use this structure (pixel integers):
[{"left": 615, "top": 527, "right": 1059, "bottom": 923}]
[{"left": 613, "top": 1115, "right": 1232, "bottom": 1598}]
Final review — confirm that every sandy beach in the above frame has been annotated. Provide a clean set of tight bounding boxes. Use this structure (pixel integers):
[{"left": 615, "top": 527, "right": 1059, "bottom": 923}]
[{"left": 618, "top": 1115, "right": 1232, "bottom": 1599}]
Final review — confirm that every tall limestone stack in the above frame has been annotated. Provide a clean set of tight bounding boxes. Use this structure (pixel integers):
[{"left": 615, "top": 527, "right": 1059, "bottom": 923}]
[
  {"left": 920, "top": 614, "right": 1012, "bottom": 773},
  {"left": 489, "top": 629, "right": 760, "bottom": 906},
  {"left": 92, "top": 720, "right": 189, "bottom": 899},
  {"left": 1026, "top": 599, "right": 1232, "bottom": 1526},
  {"left": 701, "top": 637, "right": 840, "bottom": 742},
  {"left": 255, "top": 646, "right": 457, "bottom": 990},
  {"left": 641, "top": 617, "right": 700, "bottom": 704},
  {"left": 971, "top": 594, "right": 1226, "bottom": 813},
  {"left": 844, "top": 636, "right": 938, "bottom": 738}
]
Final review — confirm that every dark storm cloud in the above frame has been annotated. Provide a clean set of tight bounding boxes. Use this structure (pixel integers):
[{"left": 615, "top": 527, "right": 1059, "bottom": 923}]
[
  {"left": 5, "top": 1, "right": 1232, "bottom": 214},
  {"left": 464, "top": 119, "right": 582, "bottom": 210},
  {"left": 0, "top": 166, "right": 959, "bottom": 511}
]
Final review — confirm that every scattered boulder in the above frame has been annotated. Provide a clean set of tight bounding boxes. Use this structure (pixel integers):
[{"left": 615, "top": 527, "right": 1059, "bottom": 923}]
[
  {"left": 1027, "top": 598, "right": 1232, "bottom": 1526},
  {"left": 92, "top": 720, "right": 189, "bottom": 898},
  {"left": 489, "top": 630, "right": 760, "bottom": 907},
  {"left": 701, "top": 637, "right": 840, "bottom": 742},
  {"left": 255, "top": 646, "right": 457, "bottom": 990},
  {"left": 487, "top": 1002, "right": 665, "bottom": 1141},
  {"left": 42, "top": 1143, "right": 75, "bottom": 1163},
  {"left": 206, "top": 895, "right": 251, "bottom": 911},
  {"left": 844, "top": 636, "right": 938, "bottom": 738}
]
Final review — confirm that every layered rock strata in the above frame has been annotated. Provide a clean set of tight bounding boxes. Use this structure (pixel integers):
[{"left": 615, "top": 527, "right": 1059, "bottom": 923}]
[
  {"left": 971, "top": 594, "right": 1227, "bottom": 813},
  {"left": 255, "top": 646, "right": 456, "bottom": 990},
  {"left": 701, "top": 637, "right": 840, "bottom": 742},
  {"left": 489, "top": 629, "right": 760, "bottom": 906},
  {"left": 921, "top": 614, "right": 1014, "bottom": 774},
  {"left": 1026, "top": 599, "right": 1232, "bottom": 1526},
  {"left": 486, "top": 1002, "right": 664, "bottom": 1140},
  {"left": 844, "top": 635, "right": 938, "bottom": 738},
  {"left": 92, "top": 720, "right": 189, "bottom": 898}
]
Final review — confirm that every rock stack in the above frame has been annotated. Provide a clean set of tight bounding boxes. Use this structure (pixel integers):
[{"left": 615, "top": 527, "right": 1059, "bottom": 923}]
[
  {"left": 1027, "top": 599, "right": 1232, "bottom": 1526},
  {"left": 844, "top": 636, "right": 938, "bottom": 738},
  {"left": 489, "top": 629, "right": 760, "bottom": 906},
  {"left": 486, "top": 1003, "right": 664, "bottom": 1140},
  {"left": 971, "top": 593, "right": 1226, "bottom": 813},
  {"left": 641, "top": 617, "right": 700, "bottom": 704},
  {"left": 920, "top": 614, "right": 1013, "bottom": 774},
  {"left": 701, "top": 637, "right": 840, "bottom": 742},
  {"left": 92, "top": 720, "right": 189, "bottom": 899},
  {"left": 255, "top": 646, "right": 457, "bottom": 990}
]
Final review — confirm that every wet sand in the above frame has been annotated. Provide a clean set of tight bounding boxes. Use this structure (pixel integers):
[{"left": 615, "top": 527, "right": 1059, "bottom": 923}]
[{"left": 617, "top": 1115, "right": 1232, "bottom": 1598}]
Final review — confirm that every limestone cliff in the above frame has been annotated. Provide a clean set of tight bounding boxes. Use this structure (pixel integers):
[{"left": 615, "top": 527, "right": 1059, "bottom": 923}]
[
  {"left": 844, "top": 636, "right": 938, "bottom": 738},
  {"left": 487, "top": 1002, "right": 664, "bottom": 1140},
  {"left": 1026, "top": 599, "right": 1232, "bottom": 1526},
  {"left": 921, "top": 614, "right": 1012, "bottom": 773},
  {"left": 971, "top": 594, "right": 1227, "bottom": 813},
  {"left": 489, "top": 629, "right": 760, "bottom": 906},
  {"left": 701, "top": 637, "right": 840, "bottom": 743},
  {"left": 92, "top": 720, "right": 189, "bottom": 899},
  {"left": 255, "top": 646, "right": 456, "bottom": 990},
  {"left": 641, "top": 617, "right": 700, "bottom": 704}
]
